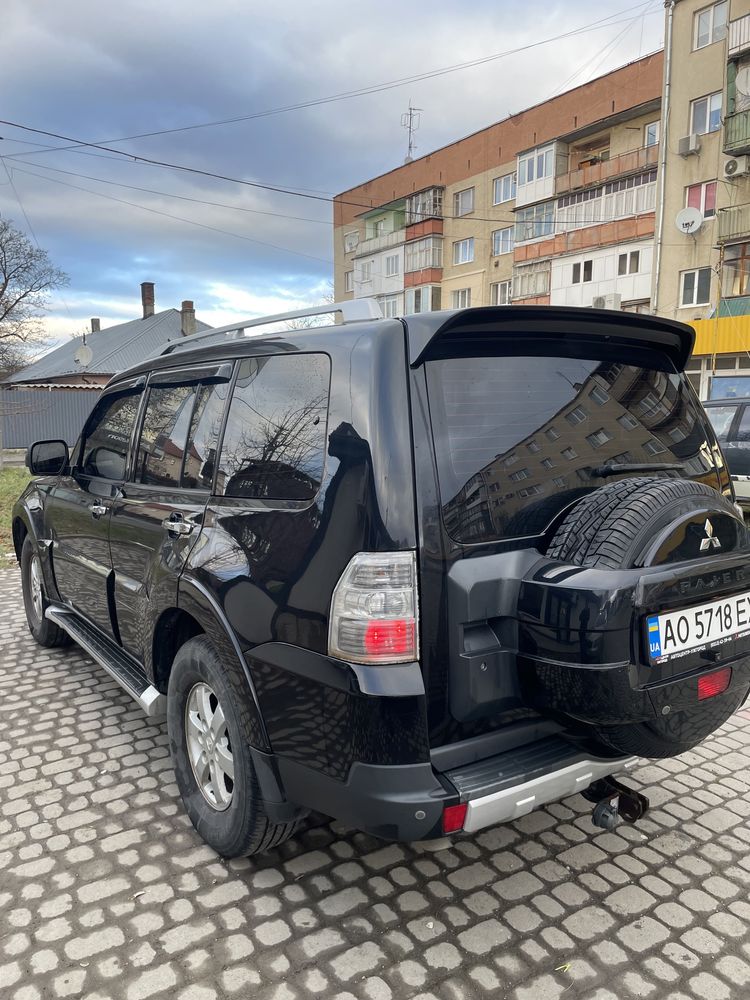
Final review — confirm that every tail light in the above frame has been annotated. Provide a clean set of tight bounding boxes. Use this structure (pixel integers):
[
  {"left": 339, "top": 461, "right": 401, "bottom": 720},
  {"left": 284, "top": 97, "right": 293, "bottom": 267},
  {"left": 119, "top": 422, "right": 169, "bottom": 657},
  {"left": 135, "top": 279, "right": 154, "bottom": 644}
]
[
  {"left": 328, "top": 552, "right": 419, "bottom": 664},
  {"left": 698, "top": 667, "right": 731, "bottom": 700}
]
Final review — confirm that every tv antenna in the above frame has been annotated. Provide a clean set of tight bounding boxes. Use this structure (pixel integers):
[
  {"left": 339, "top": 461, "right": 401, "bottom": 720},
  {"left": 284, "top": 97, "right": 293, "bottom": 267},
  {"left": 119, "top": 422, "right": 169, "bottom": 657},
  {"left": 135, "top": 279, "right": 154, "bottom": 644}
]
[{"left": 401, "top": 101, "right": 422, "bottom": 163}]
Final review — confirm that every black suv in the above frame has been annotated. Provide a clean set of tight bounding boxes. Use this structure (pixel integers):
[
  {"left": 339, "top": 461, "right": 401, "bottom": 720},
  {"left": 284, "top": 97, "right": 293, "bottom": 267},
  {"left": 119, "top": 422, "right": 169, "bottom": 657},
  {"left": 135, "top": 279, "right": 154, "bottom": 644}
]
[{"left": 13, "top": 303, "right": 750, "bottom": 857}]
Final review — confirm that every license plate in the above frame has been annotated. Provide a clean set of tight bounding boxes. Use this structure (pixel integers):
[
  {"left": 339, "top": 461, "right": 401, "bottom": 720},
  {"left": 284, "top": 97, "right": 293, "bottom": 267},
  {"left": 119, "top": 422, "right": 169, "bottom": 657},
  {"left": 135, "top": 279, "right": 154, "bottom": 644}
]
[{"left": 647, "top": 592, "right": 750, "bottom": 664}]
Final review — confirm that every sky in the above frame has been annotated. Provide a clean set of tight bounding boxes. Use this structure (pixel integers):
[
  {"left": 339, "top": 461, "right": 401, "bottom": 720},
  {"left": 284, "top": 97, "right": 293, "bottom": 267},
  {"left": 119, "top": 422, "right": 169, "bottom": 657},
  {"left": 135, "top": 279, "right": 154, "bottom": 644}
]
[{"left": 0, "top": 0, "right": 664, "bottom": 349}]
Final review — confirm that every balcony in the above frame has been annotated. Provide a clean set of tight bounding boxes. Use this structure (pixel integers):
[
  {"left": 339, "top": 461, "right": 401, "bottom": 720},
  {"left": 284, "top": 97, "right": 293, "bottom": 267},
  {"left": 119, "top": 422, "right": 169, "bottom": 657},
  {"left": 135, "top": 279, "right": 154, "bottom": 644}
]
[
  {"left": 724, "top": 111, "right": 750, "bottom": 156},
  {"left": 729, "top": 14, "right": 750, "bottom": 58},
  {"left": 717, "top": 204, "right": 750, "bottom": 243},
  {"left": 555, "top": 144, "right": 658, "bottom": 196},
  {"left": 353, "top": 228, "right": 406, "bottom": 257}
]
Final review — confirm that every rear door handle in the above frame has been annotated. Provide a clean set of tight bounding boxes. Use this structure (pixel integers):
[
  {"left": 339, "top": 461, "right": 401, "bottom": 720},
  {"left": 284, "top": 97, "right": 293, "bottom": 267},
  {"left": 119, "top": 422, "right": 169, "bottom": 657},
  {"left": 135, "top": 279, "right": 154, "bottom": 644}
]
[
  {"left": 89, "top": 503, "right": 108, "bottom": 518},
  {"left": 162, "top": 515, "right": 195, "bottom": 536}
]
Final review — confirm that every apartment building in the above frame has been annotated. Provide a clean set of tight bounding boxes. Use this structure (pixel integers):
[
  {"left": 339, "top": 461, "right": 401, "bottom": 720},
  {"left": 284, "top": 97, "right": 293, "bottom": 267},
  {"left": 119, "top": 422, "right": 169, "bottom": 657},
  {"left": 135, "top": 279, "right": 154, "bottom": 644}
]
[
  {"left": 656, "top": 0, "right": 750, "bottom": 398},
  {"left": 333, "top": 4, "right": 750, "bottom": 401},
  {"left": 333, "top": 54, "right": 663, "bottom": 323}
]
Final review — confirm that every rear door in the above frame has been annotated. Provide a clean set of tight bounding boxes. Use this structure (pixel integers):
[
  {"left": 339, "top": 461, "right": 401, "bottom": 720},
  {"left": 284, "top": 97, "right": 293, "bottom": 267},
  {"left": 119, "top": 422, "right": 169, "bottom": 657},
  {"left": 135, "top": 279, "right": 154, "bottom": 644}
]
[
  {"left": 45, "top": 381, "right": 144, "bottom": 637},
  {"left": 109, "top": 363, "right": 233, "bottom": 661},
  {"left": 413, "top": 343, "right": 727, "bottom": 745}
]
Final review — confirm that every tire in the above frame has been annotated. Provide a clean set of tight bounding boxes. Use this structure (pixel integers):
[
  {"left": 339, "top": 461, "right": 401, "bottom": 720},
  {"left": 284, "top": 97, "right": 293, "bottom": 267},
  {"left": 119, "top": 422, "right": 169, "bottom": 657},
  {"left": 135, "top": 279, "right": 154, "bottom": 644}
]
[
  {"left": 20, "top": 536, "right": 70, "bottom": 648},
  {"left": 547, "top": 477, "right": 747, "bottom": 758},
  {"left": 167, "top": 635, "right": 298, "bottom": 857}
]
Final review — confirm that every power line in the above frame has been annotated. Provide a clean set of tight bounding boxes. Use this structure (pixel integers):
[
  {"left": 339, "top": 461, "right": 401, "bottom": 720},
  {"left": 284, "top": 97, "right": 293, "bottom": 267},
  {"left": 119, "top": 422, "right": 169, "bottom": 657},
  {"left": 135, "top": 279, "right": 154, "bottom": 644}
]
[
  {"left": 1, "top": 160, "right": 332, "bottom": 265},
  {"left": 3, "top": 3, "right": 658, "bottom": 161},
  {"left": 7, "top": 158, "right": 332, "bottom": 227}
]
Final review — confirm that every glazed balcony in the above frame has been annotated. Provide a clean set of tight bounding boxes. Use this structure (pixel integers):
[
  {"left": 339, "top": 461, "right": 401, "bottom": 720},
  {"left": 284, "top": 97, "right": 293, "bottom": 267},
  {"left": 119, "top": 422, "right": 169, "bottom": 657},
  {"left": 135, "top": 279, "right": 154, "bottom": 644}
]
[
  {"left": 555, "top": 144, "right": 658, "bottom": 196},
  {"left": 717, "top": 204, "right": 750, "bottom": 243},
  {"left": 724, "top": 111, "right": 750, "bottom": 156},
  {"left": 354, "top": 228, "right": 406, "bottom": 257}
]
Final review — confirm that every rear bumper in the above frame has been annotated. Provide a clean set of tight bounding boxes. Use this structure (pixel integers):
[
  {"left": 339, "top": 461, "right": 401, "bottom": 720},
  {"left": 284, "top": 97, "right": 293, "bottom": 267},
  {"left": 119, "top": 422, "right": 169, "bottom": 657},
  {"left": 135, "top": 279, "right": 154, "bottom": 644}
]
[
  {"left": 462, "top": 754, "right": 637, "bottom": 832},
  {"left": 274, "top": 736, "right": 635, "bottom": 842}
]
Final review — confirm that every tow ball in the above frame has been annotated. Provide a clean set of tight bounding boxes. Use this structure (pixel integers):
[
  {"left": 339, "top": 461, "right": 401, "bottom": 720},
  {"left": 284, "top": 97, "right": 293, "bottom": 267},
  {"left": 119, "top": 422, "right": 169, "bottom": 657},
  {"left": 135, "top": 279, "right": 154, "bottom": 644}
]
[{"left": 582, "top": 776, "right": 650, "bottom": 831}]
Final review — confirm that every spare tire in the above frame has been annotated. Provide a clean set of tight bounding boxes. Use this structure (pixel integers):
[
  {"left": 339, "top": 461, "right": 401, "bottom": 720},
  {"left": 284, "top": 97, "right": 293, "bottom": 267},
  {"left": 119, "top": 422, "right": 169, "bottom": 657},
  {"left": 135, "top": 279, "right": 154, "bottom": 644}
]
[{"left": 547, "top": 476, "right": 748, "bottom": 758}]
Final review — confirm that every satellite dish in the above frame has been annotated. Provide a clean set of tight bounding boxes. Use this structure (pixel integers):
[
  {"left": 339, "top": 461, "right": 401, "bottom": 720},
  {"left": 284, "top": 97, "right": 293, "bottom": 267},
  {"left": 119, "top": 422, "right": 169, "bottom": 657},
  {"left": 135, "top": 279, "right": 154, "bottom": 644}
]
[
  {"left": 74, "top": 344, "right": 93, "bottom": 367},
  {"left": 675, "top": 206, "right": 703, "bottom": 235},
  {"left": 736, "top": 63, "right": 750, "bottom": 111}
]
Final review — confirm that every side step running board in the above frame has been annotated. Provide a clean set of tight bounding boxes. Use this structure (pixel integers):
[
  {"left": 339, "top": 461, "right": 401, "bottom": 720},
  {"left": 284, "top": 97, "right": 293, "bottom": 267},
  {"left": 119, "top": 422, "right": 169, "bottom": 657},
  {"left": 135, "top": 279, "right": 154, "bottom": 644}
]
[{"left": 46, "top": 606, "right": 165, "bottom": 718}]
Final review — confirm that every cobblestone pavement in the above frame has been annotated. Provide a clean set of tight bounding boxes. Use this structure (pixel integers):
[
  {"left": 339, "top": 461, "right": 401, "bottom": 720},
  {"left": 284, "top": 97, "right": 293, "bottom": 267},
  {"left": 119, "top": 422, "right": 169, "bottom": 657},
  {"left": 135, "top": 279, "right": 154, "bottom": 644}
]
[{"left": 3, "top": 567, "right": 750, "bottom": 1000}]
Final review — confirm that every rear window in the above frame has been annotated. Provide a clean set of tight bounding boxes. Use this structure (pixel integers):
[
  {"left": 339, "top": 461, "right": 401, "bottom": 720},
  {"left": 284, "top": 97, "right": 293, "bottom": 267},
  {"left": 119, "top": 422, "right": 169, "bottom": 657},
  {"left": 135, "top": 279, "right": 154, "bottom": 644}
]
[{"left": 427, "top": 353, "right": 718, "bottom": 543}]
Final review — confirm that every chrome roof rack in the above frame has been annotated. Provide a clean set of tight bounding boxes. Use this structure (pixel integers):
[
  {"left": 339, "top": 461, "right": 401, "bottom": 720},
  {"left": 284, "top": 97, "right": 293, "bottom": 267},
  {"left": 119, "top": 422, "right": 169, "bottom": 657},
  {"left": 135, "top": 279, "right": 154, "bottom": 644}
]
[{"left": 161, "top": 297, "right": 383, "bottom": 356}]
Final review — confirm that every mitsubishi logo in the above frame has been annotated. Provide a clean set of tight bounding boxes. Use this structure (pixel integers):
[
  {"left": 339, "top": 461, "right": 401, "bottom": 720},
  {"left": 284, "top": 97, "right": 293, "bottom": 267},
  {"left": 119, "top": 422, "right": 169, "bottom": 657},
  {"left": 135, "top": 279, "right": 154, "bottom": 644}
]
[{"left": 700, "top": 519, "right": 721, "bottom": 552}]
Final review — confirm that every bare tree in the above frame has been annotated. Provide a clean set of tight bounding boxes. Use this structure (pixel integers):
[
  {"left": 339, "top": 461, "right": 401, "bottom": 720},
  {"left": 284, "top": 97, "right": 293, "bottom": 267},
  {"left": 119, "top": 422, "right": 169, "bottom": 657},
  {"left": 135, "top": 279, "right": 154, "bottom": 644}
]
[{"left": 0, "top": 218, "right": 68, "bottom": 365}]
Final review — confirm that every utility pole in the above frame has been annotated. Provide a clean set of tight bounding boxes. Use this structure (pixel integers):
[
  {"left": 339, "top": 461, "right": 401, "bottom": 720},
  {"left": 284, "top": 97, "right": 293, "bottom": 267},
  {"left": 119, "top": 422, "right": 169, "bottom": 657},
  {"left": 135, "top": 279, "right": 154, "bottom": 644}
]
[{"left": 401, "top": 101, "right": 422, "bottom": 164}]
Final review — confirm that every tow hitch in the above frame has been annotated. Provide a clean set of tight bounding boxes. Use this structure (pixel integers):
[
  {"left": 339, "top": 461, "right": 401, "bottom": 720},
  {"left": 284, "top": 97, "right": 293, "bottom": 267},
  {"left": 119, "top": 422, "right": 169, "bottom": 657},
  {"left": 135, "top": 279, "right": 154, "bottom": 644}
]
[{"left": 583, "top": 776, "right": 650, "bottom": 831}]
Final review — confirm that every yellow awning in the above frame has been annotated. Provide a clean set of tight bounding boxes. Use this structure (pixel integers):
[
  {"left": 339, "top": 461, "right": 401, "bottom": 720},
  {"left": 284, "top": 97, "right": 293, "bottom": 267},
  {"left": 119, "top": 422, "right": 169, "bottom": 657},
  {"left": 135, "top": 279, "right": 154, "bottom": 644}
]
[{"left": 689, "top": 315, "right": 750, "bottom": 358}]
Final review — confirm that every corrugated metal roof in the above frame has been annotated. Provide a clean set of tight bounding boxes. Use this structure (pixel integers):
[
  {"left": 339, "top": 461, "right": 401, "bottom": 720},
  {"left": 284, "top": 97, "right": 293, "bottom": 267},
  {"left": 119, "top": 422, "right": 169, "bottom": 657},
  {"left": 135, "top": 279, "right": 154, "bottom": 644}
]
[{"left": 6, "top": 309, "right": 211, "bottom": 384}]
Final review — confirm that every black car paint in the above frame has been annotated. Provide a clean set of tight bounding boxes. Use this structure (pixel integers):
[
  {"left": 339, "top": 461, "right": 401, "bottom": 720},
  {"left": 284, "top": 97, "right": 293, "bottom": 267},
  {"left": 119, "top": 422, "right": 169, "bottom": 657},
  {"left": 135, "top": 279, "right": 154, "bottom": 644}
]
[{"left": 12, "top": 306, "right": 748, "bottom": 840}]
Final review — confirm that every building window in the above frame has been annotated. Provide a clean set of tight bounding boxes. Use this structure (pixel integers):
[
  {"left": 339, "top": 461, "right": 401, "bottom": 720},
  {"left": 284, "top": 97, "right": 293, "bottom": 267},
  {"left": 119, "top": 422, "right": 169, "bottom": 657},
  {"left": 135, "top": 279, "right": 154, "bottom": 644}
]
[
  {"left": 360, "top": 261, "right": 372, "bottom": 282},
  {"left": 493, "top": 173, "right": 517, "bottom": 204},
  {"left": 385, "top": 254, "right": 399, "bottom": 277},
  {"left": 380, "top": 294, "right": 401, "bottom": 318},
  {"left": 404, "top": 237, "right": 443, "bottom": 272},
  {"left": 492, "top": 227, "right": 514, "bottom": 255},
  {"left": 644, "top": 438, "right": 667, "bottom": 456},
  {"left": 453, "top": 188, "right": 475, "bottom": 216},
  {"left": 553, "top": 476, "right": 567, "bottom": 488},
  {"left": 694, "top": 2, "right": 728, "bottom": 49},
  {"left": 405, "top": 187, "right": 443, "bottom": 224},
  {"left": 344, "top": 271, "right": 353, "bottom": 292},
  {"left": 618, "top": 251, "right": 640, "bottom": 275},
  {"left": 644, "top": 121, "right": 660, "bottom": 147},
  {"left": 725, "top": 243, "right": 750, "bottom": 296},
  {"left": 586, "top": 428, "right": 613, "bottom": 448},
  {"left": 515, "top": 202, "right": 555, "bottom": 242},
  {"left": 452, "top": 288, "right": 472, "bottom": 309},
  {"left": 590, "top": 384, "right": 610, "bottom": 405},
  {"left": 490, "top": 280, "right": 511, "bottom": 305},
  {"left": 527, "top": 440, "right": 540, "bottom": 454},
  {"left": 374, "top": 219, "right": 386, "bottom": 237},
  {"left": 562, "top": 446, "right": 578, "bottom": 460},
  {"left": 518, "top": 144, "right": 554, "bottom": 185},
  {"left": 686, "top": 180, "right": 717, "bottom": 219},
  {"left": 453, "top": 238, "right": 475, "bottom": 264},
  {"left": 690, "top": 92, "right": 722, "bottom": 135},
  {"left": 680, "top": 267, "right": 712, "bottom": 306},
  {"left": 518, "top": 485, "right": 541, "bottom": 498},
  {"left": 541, "top": 457, "right": 555, "bottom": 469},
  {"left": 510, "top": 468, "right": 530, "bottom": 482},
  {"left": 572, "top": 260, "right": 593, "bottom": 283},
  {"left": 566, "top": 406, "right": 588, "bottom": 426},
  {"left": 405, "top": 286, "right": 440, "bottom": 314},
  {"left": 546, "top": 427, "right": 560, "bottom": 441},
  {"left": 618, "top": 413, "right": 639, "bottom": 430}
]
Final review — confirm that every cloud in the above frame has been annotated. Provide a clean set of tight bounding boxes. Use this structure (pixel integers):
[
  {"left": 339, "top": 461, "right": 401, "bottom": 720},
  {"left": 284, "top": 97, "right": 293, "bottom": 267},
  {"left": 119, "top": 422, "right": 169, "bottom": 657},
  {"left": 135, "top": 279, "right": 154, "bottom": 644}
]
[{"left": 0, "top": 0, "right": 663, "bottom": 342}]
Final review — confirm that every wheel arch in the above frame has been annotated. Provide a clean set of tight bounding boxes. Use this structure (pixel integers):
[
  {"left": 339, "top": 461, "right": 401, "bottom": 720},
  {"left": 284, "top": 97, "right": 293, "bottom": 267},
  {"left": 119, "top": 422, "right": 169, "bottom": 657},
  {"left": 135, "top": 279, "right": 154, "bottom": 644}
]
[{"left": 174, "top": 575, "right": 271, "bottom": 751}]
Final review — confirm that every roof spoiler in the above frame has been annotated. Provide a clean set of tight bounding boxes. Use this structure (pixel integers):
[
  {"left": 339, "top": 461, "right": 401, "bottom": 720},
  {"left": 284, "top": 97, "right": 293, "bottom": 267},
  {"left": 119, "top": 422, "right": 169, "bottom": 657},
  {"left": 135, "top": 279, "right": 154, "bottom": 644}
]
[{"left": 407, "top": 306, "right": 696, "bottom": 371}]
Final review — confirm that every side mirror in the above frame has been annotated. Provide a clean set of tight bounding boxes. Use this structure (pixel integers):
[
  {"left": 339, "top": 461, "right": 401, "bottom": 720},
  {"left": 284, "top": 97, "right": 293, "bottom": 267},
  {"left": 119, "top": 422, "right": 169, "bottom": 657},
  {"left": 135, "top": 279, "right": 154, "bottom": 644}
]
[{"left": 26, "top": 440, "right": 69, "bottom": 477}]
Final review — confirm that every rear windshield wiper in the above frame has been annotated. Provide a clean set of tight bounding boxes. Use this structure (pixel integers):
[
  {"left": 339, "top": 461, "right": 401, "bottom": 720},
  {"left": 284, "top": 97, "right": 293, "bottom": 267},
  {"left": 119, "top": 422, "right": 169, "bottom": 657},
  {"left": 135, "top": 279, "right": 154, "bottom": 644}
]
[{"left": 590, "top": 462, "right": 685, "bottom": 478}]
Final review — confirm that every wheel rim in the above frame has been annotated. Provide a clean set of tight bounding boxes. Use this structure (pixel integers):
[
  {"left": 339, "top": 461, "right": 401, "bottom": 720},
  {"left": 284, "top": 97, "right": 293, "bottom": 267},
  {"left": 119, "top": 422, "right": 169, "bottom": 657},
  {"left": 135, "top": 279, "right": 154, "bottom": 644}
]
[
  {"left": 29, "top": 553, "right": 44, "bottom": 623},
  {"left": 185, "top": 682, "right": 234, "bottom": 811}
]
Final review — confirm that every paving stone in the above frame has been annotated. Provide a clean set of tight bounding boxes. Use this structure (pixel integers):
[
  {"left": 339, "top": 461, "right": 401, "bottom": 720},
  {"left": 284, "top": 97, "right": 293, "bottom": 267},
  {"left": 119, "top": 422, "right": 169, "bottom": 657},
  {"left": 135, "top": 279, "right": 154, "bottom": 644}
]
[{"left": 0, "top": 567, "right": 750, "bottom": 1000}]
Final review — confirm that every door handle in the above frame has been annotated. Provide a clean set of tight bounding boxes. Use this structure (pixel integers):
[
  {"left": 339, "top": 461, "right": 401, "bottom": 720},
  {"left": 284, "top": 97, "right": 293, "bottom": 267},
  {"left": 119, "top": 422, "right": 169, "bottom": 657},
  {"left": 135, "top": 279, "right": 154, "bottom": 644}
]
[
  {"left": 89, "top": 503, "right": 108, "bottom": 518},
  {"left": 162, "top": 515, "right": 195, "bottom": 536}
]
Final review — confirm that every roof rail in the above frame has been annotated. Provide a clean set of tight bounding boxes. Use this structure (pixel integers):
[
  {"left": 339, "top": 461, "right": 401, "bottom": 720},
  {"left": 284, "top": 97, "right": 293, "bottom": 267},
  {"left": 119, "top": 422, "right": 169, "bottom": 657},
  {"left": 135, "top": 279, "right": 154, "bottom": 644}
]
[{"left": 161, "top": 297, "right": 383, "bottom": 356}]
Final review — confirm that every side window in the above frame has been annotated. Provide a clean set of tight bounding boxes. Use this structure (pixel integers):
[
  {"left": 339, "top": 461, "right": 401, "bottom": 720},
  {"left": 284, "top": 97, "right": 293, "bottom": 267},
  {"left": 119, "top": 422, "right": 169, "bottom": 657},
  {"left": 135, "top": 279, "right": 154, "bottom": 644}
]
[
  {"left": 135, "top": 385, "right": 196, "bottom": 487},
  {"left": 706, "top": 404, "right": 738, "bottom": 443},
  {"left": 181, "top": 381, "right": 231, "bottom": 490},
  {"left": 736, "top": 407, "right": 750, "bottom": 443},
  {"left": 217, "top": 354, "right": 330, "bottom": 500},
  {"left": 80, "top": 391, "right": 142, "bottom": 480}
]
